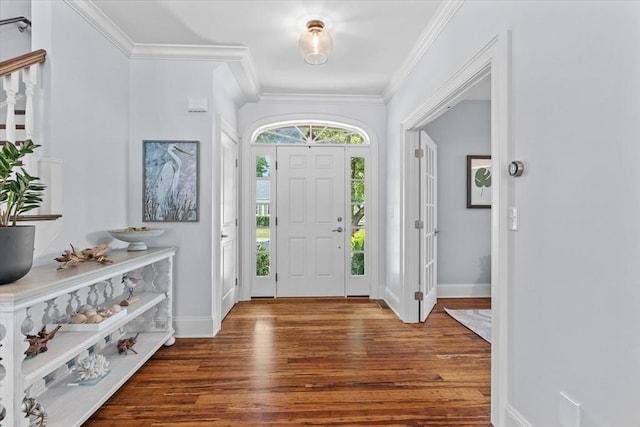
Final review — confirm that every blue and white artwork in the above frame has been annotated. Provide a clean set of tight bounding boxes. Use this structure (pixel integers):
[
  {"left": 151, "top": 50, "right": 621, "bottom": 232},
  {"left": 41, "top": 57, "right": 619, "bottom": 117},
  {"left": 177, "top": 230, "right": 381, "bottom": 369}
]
[{"left": 143, "top": 141, "right": 199, "bottom": 222}]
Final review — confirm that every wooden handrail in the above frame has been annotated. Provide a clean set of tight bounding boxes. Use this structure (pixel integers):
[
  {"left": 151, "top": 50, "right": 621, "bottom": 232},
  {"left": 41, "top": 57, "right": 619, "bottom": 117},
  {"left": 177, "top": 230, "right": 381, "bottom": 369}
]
[{"left": 0, "top": 49, "right": 46, "bottom": 77}]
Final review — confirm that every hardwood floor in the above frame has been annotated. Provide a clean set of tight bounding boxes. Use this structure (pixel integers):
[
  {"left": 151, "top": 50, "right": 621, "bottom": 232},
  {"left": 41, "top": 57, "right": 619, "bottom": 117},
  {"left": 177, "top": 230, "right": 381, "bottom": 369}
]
[{"left": 84, "top": 298, "right": 491, "bottom": 426}]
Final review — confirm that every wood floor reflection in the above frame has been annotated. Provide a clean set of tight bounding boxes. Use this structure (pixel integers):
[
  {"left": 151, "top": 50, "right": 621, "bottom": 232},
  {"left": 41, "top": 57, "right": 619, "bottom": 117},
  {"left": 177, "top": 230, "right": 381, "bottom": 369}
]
[{"left": 84, "top": 298, "right": 491, "bottom": 426}]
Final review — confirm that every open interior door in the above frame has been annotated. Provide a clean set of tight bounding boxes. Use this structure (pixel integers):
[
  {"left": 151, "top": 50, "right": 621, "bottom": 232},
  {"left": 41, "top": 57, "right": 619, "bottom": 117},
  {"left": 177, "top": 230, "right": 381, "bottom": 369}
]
[
  {"left": 220, "top": 130, "right": 238, "bottom": 319},
  {"left": 419, "top": 131, "right": 438, "bottom": 322}
]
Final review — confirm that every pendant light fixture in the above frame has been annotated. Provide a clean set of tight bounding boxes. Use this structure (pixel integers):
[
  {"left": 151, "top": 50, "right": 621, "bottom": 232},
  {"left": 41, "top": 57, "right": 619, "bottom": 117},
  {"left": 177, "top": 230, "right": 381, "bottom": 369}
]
[{"left": 299, "top": 19, "right": 332, "bottom": 65}]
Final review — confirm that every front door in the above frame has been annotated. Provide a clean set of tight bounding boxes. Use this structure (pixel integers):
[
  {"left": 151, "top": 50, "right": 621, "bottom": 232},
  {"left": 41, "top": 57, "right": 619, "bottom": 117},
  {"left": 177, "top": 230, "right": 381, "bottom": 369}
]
[
  {"left": 419, "top": 131, "right": 438, "bottom": 321},
  {"left": 276, "top": 146, "right": 346, "bottom": 296}
]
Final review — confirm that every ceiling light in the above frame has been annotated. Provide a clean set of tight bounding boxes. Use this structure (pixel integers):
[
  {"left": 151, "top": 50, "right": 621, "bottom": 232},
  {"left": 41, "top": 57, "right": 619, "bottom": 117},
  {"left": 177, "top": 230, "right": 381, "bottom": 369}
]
[{"left": 299, "top": 20, "right": 332, "bottom": 65}]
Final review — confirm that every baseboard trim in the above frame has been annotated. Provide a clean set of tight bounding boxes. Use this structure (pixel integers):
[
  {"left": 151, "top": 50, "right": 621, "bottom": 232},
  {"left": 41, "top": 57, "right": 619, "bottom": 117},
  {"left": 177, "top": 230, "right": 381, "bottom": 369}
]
[
  {"left": 505, "top": 404, "right": 533, "bottom": 427},
  {"left": 384, "top": 287, "right": 402, "bottom": 320},
  {"left": 173, "top": 316, "right": 217, "bottom": 338},
  {"left": 438, "top": 283, "right": 491, "bottom": 298}
]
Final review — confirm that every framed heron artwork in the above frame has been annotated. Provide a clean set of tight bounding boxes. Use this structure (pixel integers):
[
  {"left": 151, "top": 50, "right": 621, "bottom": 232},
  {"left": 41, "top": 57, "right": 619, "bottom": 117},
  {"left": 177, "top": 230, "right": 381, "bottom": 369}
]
[{"left": 143, "top": 140, "right": 199, "bottom": 222}]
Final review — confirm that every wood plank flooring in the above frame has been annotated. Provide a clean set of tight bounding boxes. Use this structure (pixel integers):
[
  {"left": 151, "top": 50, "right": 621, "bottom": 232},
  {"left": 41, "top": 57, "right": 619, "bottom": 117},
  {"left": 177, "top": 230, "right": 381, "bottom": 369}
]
[{"left": 84, "top": 298, "right": 491, "bottom": 426}]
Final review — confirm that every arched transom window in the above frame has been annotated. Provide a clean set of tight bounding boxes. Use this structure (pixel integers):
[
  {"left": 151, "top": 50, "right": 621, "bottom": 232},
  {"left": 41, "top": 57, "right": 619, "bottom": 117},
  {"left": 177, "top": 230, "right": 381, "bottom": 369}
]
[{"left": 253, "top": 121, "right": 369, "bottom": 145}]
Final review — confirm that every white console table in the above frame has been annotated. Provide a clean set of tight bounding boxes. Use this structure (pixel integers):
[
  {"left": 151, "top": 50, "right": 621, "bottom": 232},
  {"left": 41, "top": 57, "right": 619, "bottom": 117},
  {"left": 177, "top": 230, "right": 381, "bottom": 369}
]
[{"left": 0, "top": 247, "right": 175, "bottom": 427}]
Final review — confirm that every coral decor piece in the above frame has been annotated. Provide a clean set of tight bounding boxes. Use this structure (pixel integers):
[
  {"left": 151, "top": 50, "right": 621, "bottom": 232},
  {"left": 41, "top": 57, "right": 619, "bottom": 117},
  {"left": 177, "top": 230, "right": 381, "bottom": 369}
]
[
  {"left": 54, "top": 244, "right": 113, "bottom": 270},
  {"left": 24, "top": 325, "right": 61, "bottom": 358},
  {"left": 74, "top": 354, "right": 110, "bottom": 382}
]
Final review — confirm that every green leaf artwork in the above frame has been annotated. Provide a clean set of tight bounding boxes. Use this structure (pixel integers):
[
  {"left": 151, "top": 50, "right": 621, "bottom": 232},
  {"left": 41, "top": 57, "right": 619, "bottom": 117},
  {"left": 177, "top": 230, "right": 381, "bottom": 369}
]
[{"left": 474, "top": 168, "right": 491, "bottom": 196}]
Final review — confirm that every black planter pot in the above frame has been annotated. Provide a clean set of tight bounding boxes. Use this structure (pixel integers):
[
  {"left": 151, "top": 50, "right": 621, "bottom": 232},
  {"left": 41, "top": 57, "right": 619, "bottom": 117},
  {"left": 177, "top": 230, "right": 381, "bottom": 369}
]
[{"left": 0, "top": 225, "right": 35, "bottom": 285}]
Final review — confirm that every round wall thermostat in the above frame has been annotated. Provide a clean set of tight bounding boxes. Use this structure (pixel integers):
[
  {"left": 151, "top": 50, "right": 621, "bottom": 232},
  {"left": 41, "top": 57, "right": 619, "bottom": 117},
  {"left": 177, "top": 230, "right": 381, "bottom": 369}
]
[{"left": 509, "top": 161, "right": 524, "bottom": 177}]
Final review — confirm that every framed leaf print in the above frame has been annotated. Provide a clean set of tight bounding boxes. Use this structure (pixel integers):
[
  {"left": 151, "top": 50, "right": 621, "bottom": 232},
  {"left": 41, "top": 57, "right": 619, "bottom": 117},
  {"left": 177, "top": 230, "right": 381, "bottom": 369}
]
[{"left": 467, "top": 155, "right": 492, "bottom": 209}]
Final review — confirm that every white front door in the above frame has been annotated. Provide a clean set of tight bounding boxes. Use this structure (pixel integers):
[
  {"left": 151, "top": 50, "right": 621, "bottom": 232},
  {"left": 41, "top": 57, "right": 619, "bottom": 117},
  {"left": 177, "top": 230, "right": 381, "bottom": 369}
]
[
  {"left": 220, "top": 131, "right": 238, "bottom": 318},
  {"left": 276, "top": 146, "right": 346, "bottom": 297},
  {"left": 419, "top": 131, "right": 438, "bottom": 322}
]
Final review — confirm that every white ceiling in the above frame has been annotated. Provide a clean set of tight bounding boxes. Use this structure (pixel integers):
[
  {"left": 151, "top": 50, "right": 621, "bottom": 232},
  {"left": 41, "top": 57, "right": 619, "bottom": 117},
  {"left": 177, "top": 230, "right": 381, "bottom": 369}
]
[{"left": 90, "top": 0, "right": 449, "bottom": 100}]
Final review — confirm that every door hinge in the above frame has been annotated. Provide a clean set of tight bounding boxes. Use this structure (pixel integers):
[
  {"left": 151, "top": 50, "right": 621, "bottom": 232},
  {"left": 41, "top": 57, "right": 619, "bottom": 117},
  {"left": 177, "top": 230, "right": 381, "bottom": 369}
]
[
  {"left": 275, "top": 273, "right": 278, "bottom": 282},
  {"left": 235, "top": 158, "right": 238, "bottom": 167},
  {"left": 235, "top": 278, "right": 238, "bottom": 287},
  {"left": 414, "top": 291, "right": 424, "bottom": 300},
  {"left": 275, "top": 217, "right": 278, "bottom": 226},
  {"left": 235, "top": 218, "right": 238, "bottom": 226},
  {"left": 414, "top": 220, "right": 424, "bottom": 229},
  {"left": 414, "top": 148, "right": 424, "bottom": 158},
  {"left": 275, "top": 161, "right": 278, "bottom": 170}
]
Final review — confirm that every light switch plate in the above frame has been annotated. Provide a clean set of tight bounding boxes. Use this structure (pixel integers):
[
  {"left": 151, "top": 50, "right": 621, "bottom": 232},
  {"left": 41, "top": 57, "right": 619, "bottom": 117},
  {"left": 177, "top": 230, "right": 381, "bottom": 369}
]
[{"left": 509, "top": 206, "right": 518, "bottom": 230}]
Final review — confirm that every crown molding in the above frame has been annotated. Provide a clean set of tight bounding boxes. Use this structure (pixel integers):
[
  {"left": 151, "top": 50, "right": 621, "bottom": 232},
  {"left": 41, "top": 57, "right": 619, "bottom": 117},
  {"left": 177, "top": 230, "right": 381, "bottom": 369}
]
[
  {"left": 259, "top": 92, "right": 384, "bottom": 105},
  {"left": 383, "top": 0, "right": 464, "bottom": 102},
  {"left": 63, "top": 0, "right": 135, "bottom": 56},
  {"left": 131, "top": 44, "right": 261, "bottom": 101},
  {"left": 64, "top": 0, "right": 260, "bottom": 102}
]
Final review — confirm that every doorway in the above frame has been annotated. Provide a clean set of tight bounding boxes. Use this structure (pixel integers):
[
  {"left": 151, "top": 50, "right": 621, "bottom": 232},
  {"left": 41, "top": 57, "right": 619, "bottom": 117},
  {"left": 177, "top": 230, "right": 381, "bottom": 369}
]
[
  {"left": 400, "top": 34, "right": 512, "bottom": 425},
  {"left": 242, "top": 117, "right": 378, "bottom": 300}
]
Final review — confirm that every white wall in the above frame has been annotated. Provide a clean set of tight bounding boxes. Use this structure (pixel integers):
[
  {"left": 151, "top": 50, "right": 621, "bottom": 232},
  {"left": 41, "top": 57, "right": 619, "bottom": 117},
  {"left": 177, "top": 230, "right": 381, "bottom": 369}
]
[
  {"left": 386, "top": 1, "right": 640, "bottom": 426},
  {"left": 423, "top": 100, "right": 491, "bottom": 286},
  {"left": 0, "top": 0, "right": 31, "bottom": 62},
  {"left": 128, "top": 59, "right": 241, "bottom": 337},
  {"left": 31, "top": 0, "right": 130, "bottom": 263}
]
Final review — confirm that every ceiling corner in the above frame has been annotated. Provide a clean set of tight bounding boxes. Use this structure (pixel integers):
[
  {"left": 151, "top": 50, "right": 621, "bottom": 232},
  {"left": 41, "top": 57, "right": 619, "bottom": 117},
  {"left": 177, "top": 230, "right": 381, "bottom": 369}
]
[
  {"left": 383, "top": 0, "right": 465, "bottom": 102},
  {"left": 64, "top": 0, "right": 135, "bottom": 57}
]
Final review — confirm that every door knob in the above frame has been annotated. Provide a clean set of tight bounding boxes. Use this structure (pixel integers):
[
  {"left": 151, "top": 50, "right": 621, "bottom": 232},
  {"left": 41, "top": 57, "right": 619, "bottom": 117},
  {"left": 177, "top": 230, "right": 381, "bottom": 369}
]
[
  {"left": 221, "top": 233, "right": 229, "bottom": 239},
  {"left": 331, "top": 227, "right": 343, "bottom": 233}
]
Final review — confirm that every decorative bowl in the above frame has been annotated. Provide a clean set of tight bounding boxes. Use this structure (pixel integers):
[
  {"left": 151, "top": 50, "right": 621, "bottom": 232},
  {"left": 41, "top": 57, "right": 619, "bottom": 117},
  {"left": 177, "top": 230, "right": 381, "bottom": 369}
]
[{"left": 108, "top": 228, "right": 164, "bottom": 251}]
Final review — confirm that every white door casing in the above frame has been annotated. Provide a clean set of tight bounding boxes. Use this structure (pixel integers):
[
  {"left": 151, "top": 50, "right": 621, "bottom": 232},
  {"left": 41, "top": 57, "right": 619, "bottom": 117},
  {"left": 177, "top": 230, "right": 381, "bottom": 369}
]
[
  {"left": 276, "top": 146, "right": 346, "bottom": 297},
  {"left": 220, "top": 130, "right": 238, "bottom": 319},
  {"left": 419, "top": 131, "right": 437, "bottom": 322}
]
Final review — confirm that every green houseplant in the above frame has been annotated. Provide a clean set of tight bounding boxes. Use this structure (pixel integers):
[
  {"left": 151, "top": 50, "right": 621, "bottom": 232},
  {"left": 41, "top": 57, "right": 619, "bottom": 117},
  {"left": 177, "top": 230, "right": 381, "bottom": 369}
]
[{"left": 0, "top": 140, "right": 45, "bottom": 284}]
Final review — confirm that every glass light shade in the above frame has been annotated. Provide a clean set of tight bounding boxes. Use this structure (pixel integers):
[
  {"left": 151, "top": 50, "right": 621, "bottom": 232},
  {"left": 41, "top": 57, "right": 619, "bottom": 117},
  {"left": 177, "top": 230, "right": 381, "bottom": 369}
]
[{"left": 299, "top": 20, "right": 332, "bottom": 65}]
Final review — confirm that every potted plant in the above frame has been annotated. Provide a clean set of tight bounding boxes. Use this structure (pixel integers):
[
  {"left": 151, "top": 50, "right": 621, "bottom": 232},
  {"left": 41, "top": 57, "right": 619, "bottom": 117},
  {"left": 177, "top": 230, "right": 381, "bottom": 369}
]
[{"left": 0, "top": 140, "right": 45, "bottom": 285}]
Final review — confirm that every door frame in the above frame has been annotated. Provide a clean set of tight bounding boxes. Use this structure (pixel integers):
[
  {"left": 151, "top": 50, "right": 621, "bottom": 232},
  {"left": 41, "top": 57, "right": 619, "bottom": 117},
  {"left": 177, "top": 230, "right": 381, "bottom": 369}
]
[
  {"left": 398, "top": 33, "right": 512, "bottom": 425},
  {"left": 240, "top": 114, "right": 380, "bottom": 300}
]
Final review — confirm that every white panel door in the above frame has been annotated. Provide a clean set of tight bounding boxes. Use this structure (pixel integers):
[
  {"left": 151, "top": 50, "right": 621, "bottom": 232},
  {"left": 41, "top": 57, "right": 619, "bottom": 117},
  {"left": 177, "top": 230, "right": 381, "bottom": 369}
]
[
  {"left": 221, "top": 131, "right": 238, "bottom": 319},
  {"left": 276, "top": 146, "right": 345, "bottom": 296},
  {"left": 419, "top": 131, "right": 438, "bottom": 322}
]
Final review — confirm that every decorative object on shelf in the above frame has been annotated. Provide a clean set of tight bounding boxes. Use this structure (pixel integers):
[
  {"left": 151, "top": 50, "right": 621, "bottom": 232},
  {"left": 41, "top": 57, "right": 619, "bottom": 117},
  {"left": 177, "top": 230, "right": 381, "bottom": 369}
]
[
  {"left": 0, "top": 140, "right": 46, "bottom": 285},
  {"left": 143, "top": 140, "right": 199, "bottom": 222},
  {"left": 120, "top": 274, "right": 141, "bottom": 305},
  {"left": 22, "top": 393, "right": 48, "bottom": 427},
  {"left": 24, "top": 325, "right": 61, "bottom": 358},
  {"left": 108, "top": 227, "right": 165, "bottom": 251},
  {"left": 68, "top": 354, "right": 110, "bottom": 386},
  {"left": 466, "top": 155, "right": 492, "bottom": 209},
  {"left": 54, "top": 244, "right": 113, "bottom": 270},
  {"left": 53, "top": 304, "right": 127, "bottom": 331},
  {"left": 117, "top": 332, "right": 139, "bottom": 355}
]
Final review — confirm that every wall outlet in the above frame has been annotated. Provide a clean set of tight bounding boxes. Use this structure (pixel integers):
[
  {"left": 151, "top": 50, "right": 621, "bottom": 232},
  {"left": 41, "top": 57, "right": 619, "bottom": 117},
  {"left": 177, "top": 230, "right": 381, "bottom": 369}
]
[{"left": 559, "top": 391, "right": 581, "bottom": 427}]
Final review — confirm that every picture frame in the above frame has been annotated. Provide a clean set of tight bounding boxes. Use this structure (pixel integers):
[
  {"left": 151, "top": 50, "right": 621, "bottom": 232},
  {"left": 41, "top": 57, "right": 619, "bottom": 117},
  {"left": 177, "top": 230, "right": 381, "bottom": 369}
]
[
  {"left": 143, "top": 140, "right": 199, "bottom": 222},
  {"left": 467, "top": 155, "right": 492, "bottom": 209}
]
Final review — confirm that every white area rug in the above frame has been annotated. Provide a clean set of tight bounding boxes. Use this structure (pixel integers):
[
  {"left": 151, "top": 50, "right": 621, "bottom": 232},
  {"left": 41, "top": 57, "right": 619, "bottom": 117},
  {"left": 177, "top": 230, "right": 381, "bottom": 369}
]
[{"left": 444, "top": 308, "right": 492, "bottom": 343}]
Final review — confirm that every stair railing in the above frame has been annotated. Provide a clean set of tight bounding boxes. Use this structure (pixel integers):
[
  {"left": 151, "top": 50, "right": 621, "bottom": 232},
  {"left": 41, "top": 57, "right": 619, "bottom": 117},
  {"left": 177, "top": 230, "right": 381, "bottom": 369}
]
[{"left": 1, "top": 49, "right": 46, "bottom": 179}]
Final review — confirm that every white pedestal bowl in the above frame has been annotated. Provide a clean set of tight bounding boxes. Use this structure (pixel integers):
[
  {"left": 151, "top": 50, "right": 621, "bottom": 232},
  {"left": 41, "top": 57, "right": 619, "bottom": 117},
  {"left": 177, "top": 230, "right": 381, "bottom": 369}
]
[{"left": 108, "top": 228, "right": 164, "bottom": 251}]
